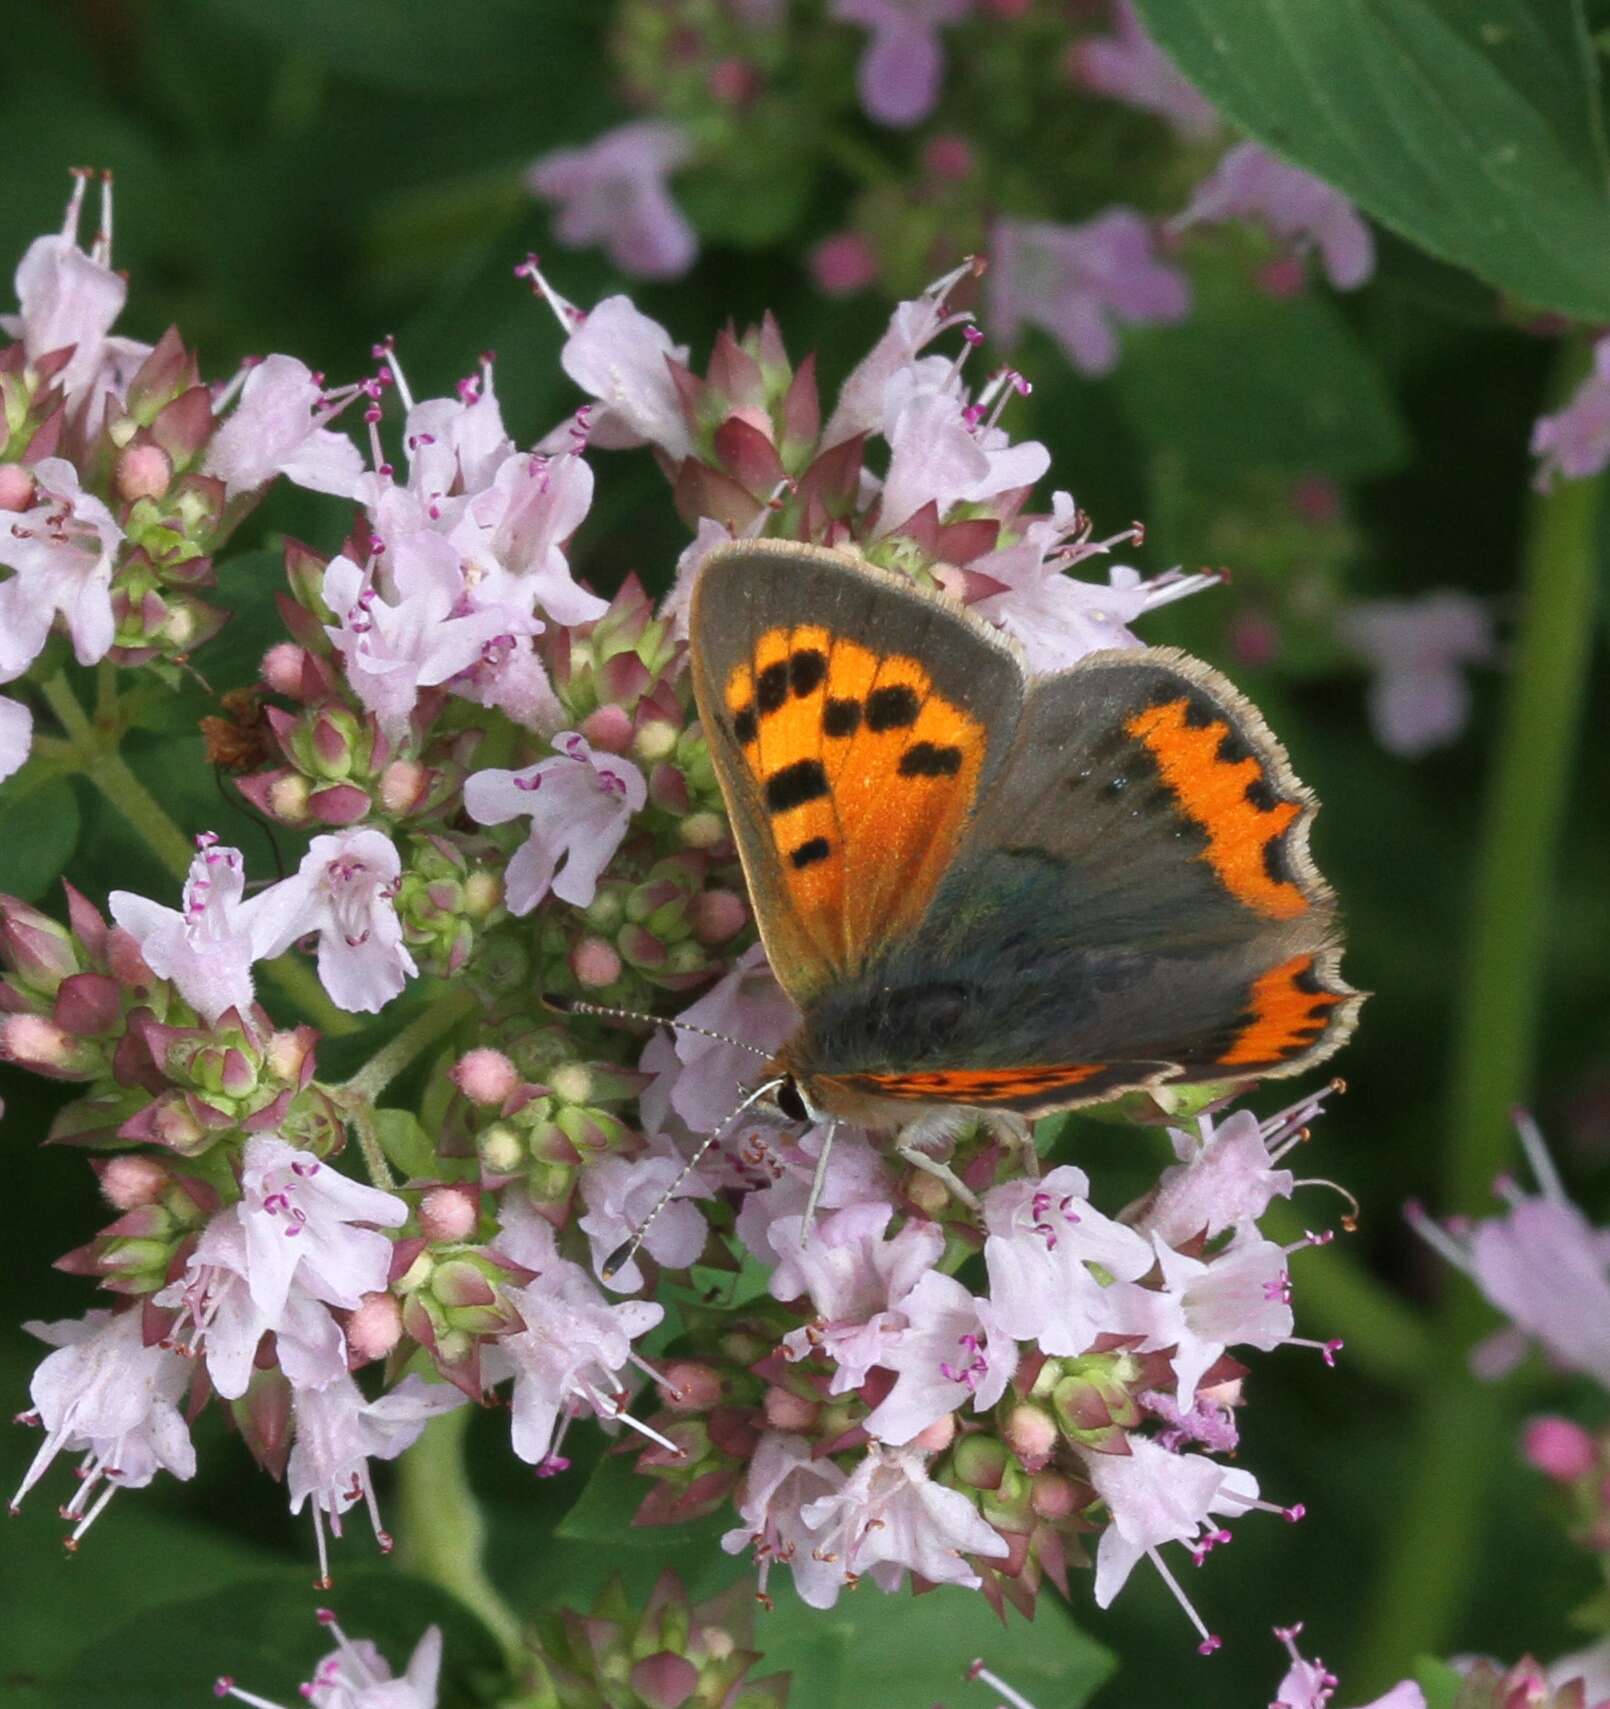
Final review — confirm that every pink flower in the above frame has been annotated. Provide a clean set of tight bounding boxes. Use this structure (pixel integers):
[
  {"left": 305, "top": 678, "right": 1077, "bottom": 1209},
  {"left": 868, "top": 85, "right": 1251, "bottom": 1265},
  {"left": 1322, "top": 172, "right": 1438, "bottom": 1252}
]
[
  {"left": 1136, "top": 1095, "right": 1313, "bottom": 1247},
  {"left": 968, "top": 490, "right": 1217, "bottom": 671},
  {"left": 452, "top": 450, "right": 607, "bottom": 626},
  {"left": 732, "top": 1124, "right": 894, "bottom": 1265},
  {"left": 988, "top": 210, "right": 1191, "bottom": 377},
  {"left": 660, "top": 515, "right": 736, "bottom": 641},
  {"left": 983, "top": 1166, "right": 1153, "bottom": 1355},
  {"left": 1533, "top": 336, "right": 1610, "bottom": 488},
  {"left": 487, "top": 1259, "right": 664, "bottom": 1467},
  {"left": 203, "top": 354, "right": 366, "bottom": 501},
  {"left": 721, "top": 1430, "right": 850, "bottom": 1608},
  {"left": 450, "top": 633, "right": 564, "bottom": 734},
  {"left": 217, "top": 1613, "right": 443, "bottom": 1709},
  {"left": 822, "top": 258, "right": 977, "bottom": 448},
  {"left": 0, "top": 694, "right": 30, "bottom": 784},
  {"left": 798, "top": 1443, "right": 1008, "bottom": 1597},
  {"left": 108, "top": 836, "right": 284, "bottom": 1025},
  {"left": 769, "top": 1201, "right": 944, "bottom": 1393},
  {"left": 1085, "top": 1434, "right": 1259, "bottom": 1612},
  {"left": 578, "top": 1148, "right": 711, "bottom": 1292},
  {"left": 1069, "top": 2, "right": 1219, "bottom": 140},
  {"left": 398, "top": 356, "right": 515, "bottom": 508},
  {"left": 1174, "top": 142, "right": 1375, "bottom": 291},
  {"left": 11, "top": 1308, "right": 196, "bottom": 1540},
  {"left": 1148, "top": 1227, "right": 1297, "bottom": 1406},
  {"left": 832, "top": 0, "right": 973, "bottom": 128},
  {"left": 548, "top": 291, "right": 694, "bottom": 458},
  {"left": 0, "top": 457, "right": 125, "bottom": 673},
  {"left": 1, "top": 173, "right": 151, "bottom": 426},
  {"left": 876, "top": 361, "right": 1050, "bottom": 537},
  {"left": 1338, "top": 591, "right": 1493, "bottom": 758},
  {"left": 810, "top": 230, "right": 880, "bottom": 297},
  {"left": 254, "top": 829, "right": 419, "bottom": 1013},
  {"left": 464, "top": 732, "right": 646, "bottom": 913},
  {"left": 322, "top": 534, "right": 513, "bottom": 741},
  {"left": 1268, "top": 1623, "right": 1427, "bottom": 1709},
  {"left": 863, "top": 1270, "right": 1018, "bottom": 1445},
  {"left": 156, "top": 1205, "right": 349, "bottom": 1398},
  {"left": 640, "top": 943, "right": 799, "bottom": 1137},
  {"left": 528, "top": 120, "right": 698, "bottom": 280},
  {"left": 288, "top": 1373, "right": 466, "bottom": 1582}
]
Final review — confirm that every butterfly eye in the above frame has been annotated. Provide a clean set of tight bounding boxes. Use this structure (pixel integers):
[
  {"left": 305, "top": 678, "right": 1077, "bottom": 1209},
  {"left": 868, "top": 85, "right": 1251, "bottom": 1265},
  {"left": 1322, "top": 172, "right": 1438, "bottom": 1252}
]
[{"left": 775, "top": 1078, "right": 808, "bottom": 1123}]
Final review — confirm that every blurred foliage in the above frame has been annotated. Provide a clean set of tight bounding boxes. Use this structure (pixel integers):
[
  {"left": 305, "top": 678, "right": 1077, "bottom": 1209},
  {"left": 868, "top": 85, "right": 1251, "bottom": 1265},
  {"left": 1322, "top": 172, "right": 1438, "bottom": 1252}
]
[{"left": 1, "top": 2, "right": 1608, "bottom": 1708}]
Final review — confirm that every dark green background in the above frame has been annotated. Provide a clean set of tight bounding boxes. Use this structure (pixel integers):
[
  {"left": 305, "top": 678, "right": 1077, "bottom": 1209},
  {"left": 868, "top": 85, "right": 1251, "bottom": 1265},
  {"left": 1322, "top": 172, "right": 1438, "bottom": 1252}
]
[{"left": 2, "top": 3, "right": 1607, "bottom": 1705}]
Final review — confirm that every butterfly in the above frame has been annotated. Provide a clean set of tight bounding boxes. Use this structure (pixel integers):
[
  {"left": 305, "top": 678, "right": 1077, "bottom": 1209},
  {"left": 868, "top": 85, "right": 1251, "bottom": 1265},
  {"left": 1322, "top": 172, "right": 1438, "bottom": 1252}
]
[{"left": 682, "top": 538, "right": 1361, "bottom": 1204}]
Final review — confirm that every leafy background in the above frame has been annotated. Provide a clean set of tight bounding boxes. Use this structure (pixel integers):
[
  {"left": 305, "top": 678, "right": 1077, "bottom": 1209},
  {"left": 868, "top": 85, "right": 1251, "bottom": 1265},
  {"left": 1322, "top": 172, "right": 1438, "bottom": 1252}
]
[{"left": 2, "top": 2, "right": 1608, "bottom": 1705}]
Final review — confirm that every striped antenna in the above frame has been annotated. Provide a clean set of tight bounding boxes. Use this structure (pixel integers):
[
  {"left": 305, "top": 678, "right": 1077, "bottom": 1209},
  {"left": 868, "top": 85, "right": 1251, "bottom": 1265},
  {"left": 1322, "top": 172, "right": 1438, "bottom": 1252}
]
[
  {"left": 543, "top": 991, "right": 772, "bottom": 1059},
  {"left": 602, "top": 1076, "right": 786, "bottom": 1281}
]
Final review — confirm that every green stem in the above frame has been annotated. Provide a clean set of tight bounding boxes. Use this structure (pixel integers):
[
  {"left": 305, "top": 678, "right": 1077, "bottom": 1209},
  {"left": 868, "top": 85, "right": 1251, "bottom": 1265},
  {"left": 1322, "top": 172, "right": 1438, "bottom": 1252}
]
[
  {"left": 339, "top": 986, "right": 476, "bottom": 1104},
  {"left": 40, "top": 671, "right": 360, "bottom": 1035},
  {"left": 1350, "top": 345, "right": 1603, "bottom": 1692},
  {"left": 394, "top": 1408, "right": 525, "bottom": 1675}
]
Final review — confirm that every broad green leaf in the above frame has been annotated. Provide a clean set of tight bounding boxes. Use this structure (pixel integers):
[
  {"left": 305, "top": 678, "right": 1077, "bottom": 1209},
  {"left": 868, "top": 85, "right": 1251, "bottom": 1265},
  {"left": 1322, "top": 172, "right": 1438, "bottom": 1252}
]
[
  {"left": 374, "top": 1105, "right": 438, "bottom": 1179},
  {"left": 51, "top": 1568, "right": 505, "bottom": 1709},
  {"left": 1414, "top": 1654, "right": 1465, "bottom": 1709},
  {"left": 1132, "top": 0, "right": 1610, "bottom": 318},
  {"left": 756, "top": 1579, "right": 1117, "bottom": 1709},
  {"left": 0, "top": 777, "right": 82, "bottom": 902},
  {"left": 1113, "top": 286, "right": 1408, "bottom": 477}
]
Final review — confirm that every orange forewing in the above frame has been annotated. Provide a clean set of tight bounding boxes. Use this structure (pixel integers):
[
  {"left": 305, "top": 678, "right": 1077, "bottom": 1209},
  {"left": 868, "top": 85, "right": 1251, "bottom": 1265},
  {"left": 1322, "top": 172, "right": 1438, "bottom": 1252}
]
[
  {"left": 723, "top": 624, "right": 987, "bottom": 974},
  {"left": 835, "top": 1064, "right": 1110, "bottom": 1102},
  {"left": 1124, "top": 695, "right": 1307, "bottom": 919},
  {"left": 1217, "top": 953, "right": 1345, "bottom": 1069}
]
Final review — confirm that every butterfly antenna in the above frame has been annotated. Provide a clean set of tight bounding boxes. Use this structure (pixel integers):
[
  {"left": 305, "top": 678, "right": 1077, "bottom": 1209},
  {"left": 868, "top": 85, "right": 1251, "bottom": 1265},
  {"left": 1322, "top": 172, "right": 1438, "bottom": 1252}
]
[
  {"left": 799, "top": 1119, "right": 839, "bottom": 1246},
  {"left": 543, "top": 992, "right": 773, "bottom": 1059},
  {"left": 602, "top": 1076, "right": 785, "bottom": 1282}
]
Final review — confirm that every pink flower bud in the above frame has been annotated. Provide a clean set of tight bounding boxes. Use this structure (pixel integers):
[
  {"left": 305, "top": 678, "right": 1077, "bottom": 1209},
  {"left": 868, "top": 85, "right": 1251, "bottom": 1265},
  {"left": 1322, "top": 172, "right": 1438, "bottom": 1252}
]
[
  {"left": 764, "top": 1385, "right": 821, "bottom": 1431},
  {"left": 810, "top": 231, "right": 879, "bottom": 297},
  {"left": 662, "top": 1361, "right": 723, "bottom": 1411},
  {"left": 1030, "top": 1470, "right": 1079, "bottom": 1521},
  {"left": 1523, "top": 1415, "right": 1597, "bottom": 1483},
  {"left": 0, "top": 464, "right": 37, "bottom": 511},
  {"left": 266, "top": 773, "right": 311, "bottom": 822},
  {"left": 922, "top": 133, "right": 975, "bottom": 181},
  {"left": 690, "top": 890, "right": 747, "bottom": 944},
  {"left": 571, "top": 934, "right": 623, "bottom": 989},
  {"left": 115, "top": 443, "right": 173, "bottom": 501},
  {"left": 378, "top": 758, "right": 429, "bottom": 815},
  {"left": 265, "top": 1029, "right": 310, "bottom": 1082},
  {"left": 580, "top": 704, "right": 634, "bottom": 754},
  {"left": 1256, "top": 254, "right": 1308, "bottom": 299},
  {"left": 98, "top": 1153, "right": 169, "bottom": 1210},
  {"left": 2, "top": 1013, "right": 86, "bottom": 1071},
  {"left": 453, "top": 1047, "right": 520, "bottom": 1106},
  {"left": 1005, "top": 1402, "right": 1059, "bottom": 1468},
  {"left": 1290, "top": 475, "right": 1341, "bottom": 525},
  {"left": 420, "top": 1185, "right": 479, "bottom": 1243},
  {"left": 260, "top": 642, "right": 309, "bottom": 697},
  {"left": 346, "top": 1290, "right": 403, "bottom": 1362},
  {"left": 707, "top": 55, "right": 761, "bottom": 106},
  {"left": 911, "top": 1413, "right": 957, "bottom": 1454}
]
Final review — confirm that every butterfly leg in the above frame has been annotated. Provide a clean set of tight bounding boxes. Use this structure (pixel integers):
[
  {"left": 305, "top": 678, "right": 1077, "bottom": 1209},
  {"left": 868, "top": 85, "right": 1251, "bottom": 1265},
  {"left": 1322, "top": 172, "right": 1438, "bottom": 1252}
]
[
  {"left": 983, "top": 1110, "right": 1038, "bottom": 1178},
  {"left": 892, "top": 1108, "right": 984, "bottom": 1213}
]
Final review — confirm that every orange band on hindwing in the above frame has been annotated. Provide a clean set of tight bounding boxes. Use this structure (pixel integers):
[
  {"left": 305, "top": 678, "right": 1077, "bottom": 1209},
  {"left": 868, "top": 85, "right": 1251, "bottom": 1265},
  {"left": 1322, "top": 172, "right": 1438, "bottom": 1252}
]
[
  {"left": 1219, "top": 954, "right": 1343, "bottom": 1068},
  {"left": 724, "top": 625, "right": 987, "bottom": 969},
  {"left": 843, "top": 1063, "right": 1109, "bottom": 1102},
  {"left": 1124, "top": 695, "right": 1307, "bottom": 919}
]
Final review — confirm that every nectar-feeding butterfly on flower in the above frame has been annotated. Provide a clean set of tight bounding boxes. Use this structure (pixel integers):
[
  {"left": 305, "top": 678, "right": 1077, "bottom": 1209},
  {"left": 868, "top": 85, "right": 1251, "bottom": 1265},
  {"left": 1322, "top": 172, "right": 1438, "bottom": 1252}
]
[{"left": 601, "top": 537, "right": 1361, "bottom": 1273}]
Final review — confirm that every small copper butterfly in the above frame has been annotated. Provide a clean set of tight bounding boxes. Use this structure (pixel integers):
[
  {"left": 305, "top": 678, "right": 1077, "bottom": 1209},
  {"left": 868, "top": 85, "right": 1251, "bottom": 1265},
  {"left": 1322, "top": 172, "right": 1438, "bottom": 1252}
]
[{"left": 687, "top": 538, "right": 1361, "bottom": 1173}]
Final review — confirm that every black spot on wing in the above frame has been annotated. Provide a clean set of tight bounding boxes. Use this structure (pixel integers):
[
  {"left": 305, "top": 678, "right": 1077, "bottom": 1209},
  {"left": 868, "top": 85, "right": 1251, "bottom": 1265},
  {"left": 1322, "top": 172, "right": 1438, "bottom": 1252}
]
[
  {"left": 898, "top": 742, "right": 963, "bottom": 778},
  {"left": 866, "top": 684, "right": 920, "bottom": 731},
  {"left": 823, "top": 697, "right": 862, "bottom": 738},
  {"left": 790, "top": 649, "right": 827, "bottom": 697},
  {"left": 765, "top": 759, "right": 830, "bottom": 813},
  {"left": 732, "top": 705, "right": 757, "bottom": 746},
  {"left": 789, "top": 836, "right": 831, "bottom": 869},
  {"left": 756, "top": 661, "right": 789, "bottom": 714},
  {"left": 1244, "top": 775, "right": 1279, "bottom": 812},
  {"left": 1262, "top": 835, "right": 1294, "bottom": 886}
]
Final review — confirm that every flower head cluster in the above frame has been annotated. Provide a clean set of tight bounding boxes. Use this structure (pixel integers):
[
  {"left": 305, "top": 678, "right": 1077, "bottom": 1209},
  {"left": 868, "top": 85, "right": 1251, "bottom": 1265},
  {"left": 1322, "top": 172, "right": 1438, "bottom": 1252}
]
[{"left": 4, "top": 194, "right": 1351, "bottom": 1669}]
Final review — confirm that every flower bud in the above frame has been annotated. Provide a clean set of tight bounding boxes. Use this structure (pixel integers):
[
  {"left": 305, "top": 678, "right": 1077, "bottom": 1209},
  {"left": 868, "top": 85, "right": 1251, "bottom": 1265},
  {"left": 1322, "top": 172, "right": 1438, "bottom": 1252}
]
[
  {"left": 951, "top": 1433, "right": 1009, "bottom": 1491},
  {"left": 462, "top": 871, "right": 501, "bottom": 918},
  {"left": 379, "top": 759, "right": 429, "bottom": 816},
  {"left": 662, "top": 1362, "right": 724, "bottom": 1412},
  {"left": 911, "top": 1413, "right": 957, "bottom": 1454},
  {"left": 1030, "top": 1469, "right": 1081, "bottom": 1521},
  {"left": 453, "top": 1048, "right": 520, "bottom": 1107},
  {"left": 580, "top": 703, "right": 634, "bottom": 753},
  {"left": 571, "top": 934, "right": 623, "bottom": 988},
  {"left": 97, "top": 1153, "right": 169, "bottom": 1210},
  {"left": 260, "top": 642, "right": 309, "bottom": 696},
  {"left": 1523, "top": 1415, "right": 1597, "bottom": 1483},
  {"left": 1004, "top": 1402, "right": 1059, "bottom": 1470},
  {"left": 678, "top": 811, "right": 727, "bottom": 851},
  {"left": 419, "top": 1185, "right": 480, "bottom": 1244},
  {"left": 115, "top": 442, "right": 173, "bottom": 501},
  {"left": 763, "top": 1385, "right": 820, "bottom": 1432},
  {"left": 478, "top": 1122, "right": 525, "bottom": 1175},
  {"left": 0, "top": 464, "right": 36, "bottom": 511},
  {"left": 550, "top": 1063, "right": 594, "bottom": 1106},
  {"left": 632, "top": 718, "right": 681, "bottom": 765},
  {"left": 347, "top": 1290, "right": 403, "bottom": 1362},
  {"left": 690, "top": 890, "right": 746, "bottom": 944}
]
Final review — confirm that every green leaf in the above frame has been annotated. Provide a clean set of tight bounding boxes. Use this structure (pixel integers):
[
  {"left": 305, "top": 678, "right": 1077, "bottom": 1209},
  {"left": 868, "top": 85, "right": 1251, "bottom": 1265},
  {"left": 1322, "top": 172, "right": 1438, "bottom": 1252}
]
[
  {"left": 1113, "top": 285, "right": 1408, "bottom": 477},
  {"left": 756, "top": 1579, "right": 1116, "bottom": 1709},
  {"left": 556, "top": 1450, "right": 733, "bottom": 1555},
  {"left": 51, "top": 1567, "right": 505, "bottom": 1709},
  {"left": 374, "top": 1105, "right": 438, "bottom": 1179},
  {"left": 1132, "top": 0, "right": 1610, "bottom": 318},
  {"left": 1413, "top": 1654, "right": 1465, "bottom": 1709},
  {"left": 0, "top": 776, "right": 81, "bottom": 902}
]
